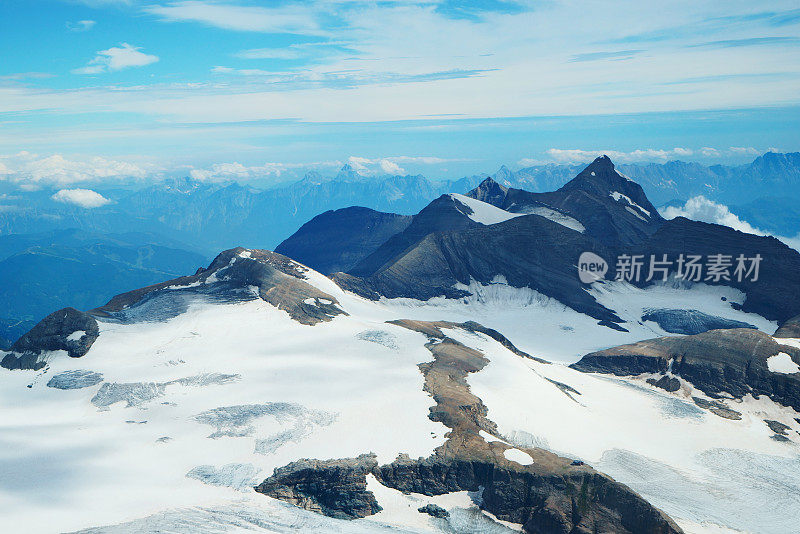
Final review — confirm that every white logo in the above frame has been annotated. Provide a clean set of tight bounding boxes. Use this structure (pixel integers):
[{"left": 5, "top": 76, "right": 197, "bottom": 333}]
[{"left": 578, "top": 252, "right": 608, "bottom": 284}]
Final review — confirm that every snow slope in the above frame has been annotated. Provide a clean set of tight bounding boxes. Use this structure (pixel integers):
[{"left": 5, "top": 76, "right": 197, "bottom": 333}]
[
  {"left": 0, "top": 252, "right": 797, "bottom": 534},
  {"left": 449, "top": 194, "right": 525, "bottom": 225}
]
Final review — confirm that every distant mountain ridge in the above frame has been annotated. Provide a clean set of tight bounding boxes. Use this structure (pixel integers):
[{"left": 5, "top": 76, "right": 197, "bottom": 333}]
[
  {"left": 1, "top": 152, "right": 798, "bottom": 255},
  {"left": 281, "top": 156, "right": 800, "bottom": 327}
]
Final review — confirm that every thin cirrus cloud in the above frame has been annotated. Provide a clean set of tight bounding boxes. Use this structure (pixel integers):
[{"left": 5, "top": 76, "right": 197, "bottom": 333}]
[
  {"left": 210, "top": 66, "right": 495, "bottom": 89},
  {"left": 569, "top": 49, "right": 644, "bottom": 62},
  {"left": 73, "top": 43, "right": 159, "bottom": 74},
  {"left": 687, "top": 36, "right": 800, "bottom": 48},
  {"left": 143, "top": 1, "right": 323, "bottom": 35},
  {"left": 520, "top": 147, "right": 765, "bottom": 166},
  {"left": 67, "top": 20, "right": 96, "bottom": 32}
]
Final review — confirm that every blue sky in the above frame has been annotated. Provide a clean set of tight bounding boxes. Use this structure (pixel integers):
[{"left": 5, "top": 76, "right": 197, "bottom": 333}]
[{"left": 1, "top": 0, "right": 800, "bottom": 186}]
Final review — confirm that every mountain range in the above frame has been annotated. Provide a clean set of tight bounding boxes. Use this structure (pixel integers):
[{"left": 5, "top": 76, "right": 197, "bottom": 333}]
[
  {"left": 1, "top": 152, "right": 799, "bottom": 256},
  {"left": 3, "top": 155, "right": 800, "bottom": 533}
]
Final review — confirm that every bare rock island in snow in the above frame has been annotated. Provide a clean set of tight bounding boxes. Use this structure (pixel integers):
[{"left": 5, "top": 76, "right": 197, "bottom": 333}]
[
  {"left": 257, "top": 320, "right": 682, "bottom": 534},
  {"left": 572, "top": 319, "right": 800, "bottom": 414}
]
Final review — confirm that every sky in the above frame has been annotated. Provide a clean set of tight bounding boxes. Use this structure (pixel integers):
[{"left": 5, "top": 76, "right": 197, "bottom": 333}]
[{"left": 1, "top": 0, "right": 800, "bottom": 186}]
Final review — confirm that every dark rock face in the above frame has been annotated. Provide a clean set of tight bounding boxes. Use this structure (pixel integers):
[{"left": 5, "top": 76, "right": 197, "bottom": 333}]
[
  {"left": 348, "top": 194, "right": 481, "bottom": 278},
  {"left": 336, "top": 213, "right": 625, "bottom": 324},
  {"left": 641, "top": 309, "right": 757, "bottom": 335},
  {"left": 2, "top": 308, "right": 99, "bottom": 370},
  {"left": 775, "top": 314, "right": 800, "bottom": 338},
  {"left": 275, "top": 207, "right": 412, "bottom": 275},
  {"left": 572, "top": 329, "right": 800, "bottom": 411},
  {"left": 633, "top": 218, "right": 800, "bottom": 324},
  {"left": 469, "top": 156, "right": 665, "bottom": 247},
  {"left": 647, "top": 375, "right": 681, "bottom": 392},
  {"left": 254, "top": 454, "right": 381, "bottom": 520},
  {"left": 417, "top": 503, "right": 449, "bottom": 518},
  {"left": 691, "top": 397, "right": 742, "bottom": 420},
  {"left": 374, "top": 456, "right": 679, "bottom": 534},
  {"left": 330, "top": 157, "right": 800, "bottom": 327},
  {"left": 468, "top": 177, "right": 509, "bottom": 206}
]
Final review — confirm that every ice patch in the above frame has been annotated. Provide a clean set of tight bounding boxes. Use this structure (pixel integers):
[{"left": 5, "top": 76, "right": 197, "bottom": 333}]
[
  {"left": 47, "top": 370, "right": 104, "bottom": 390},
  {"left": 503, "top": 448, "right": 533, "bottom": 465},
  {"left": 449, "top": 193, "right": 525, "bottom": 225},
  {"left": 625, "top": 206, "right": 648, "bottom": 222},
  {"left": 610, "top": 191, "right": 650, "bottom": 218},
  {"left": 186, "top": 463, "right": 261, "bottom": 492},
  {"left": 356, "top": 330, "right": 399, "bottom": 350},
  {"left": 195, "top": 403, "right": 337, "bottom": 447},
  {"left": 522, "top": 206, "right": 585, "bottom": 233},
  {"left": 767, "top": 353, "right": 800, "bottom": 374},
  {"left": 91, "top": 373, "right": 240, "bottom": 409}
]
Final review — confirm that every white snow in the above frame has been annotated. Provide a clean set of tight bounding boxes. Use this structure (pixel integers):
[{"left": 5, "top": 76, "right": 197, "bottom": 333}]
[
  {"left": 449, "top": 193, "right": 524, "bottom": 225},
  {"left": 66, "top": 330, "right": 86, "bottom": 341},
  {"left": 447, "top": 326, "right": 800, "bottom": 534},
  {"left": 1, "top": 253, "right": 797, "bottom": 534},
  {"left": 766, "top": 353, "right": 800, "bottom": 374},
  {"left": 0, "top": 295, "right": 448, "bottom": 533},
  {"left": 503, "top": 448, "right": 534, "bottom": 465},
  {"left": 776, "top": 337, "right": 800, "bottom": 350},
  {"left": 522, "top": 205, "right": 585, "bottom": 233},
  {"left": 610, "top": 191, "right": 650, "bottom": 218}
]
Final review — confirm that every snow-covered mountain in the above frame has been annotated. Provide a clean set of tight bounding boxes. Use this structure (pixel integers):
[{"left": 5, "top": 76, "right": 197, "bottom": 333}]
[{"left": 3, "top": 157, "right": 800, "bottom": 534}]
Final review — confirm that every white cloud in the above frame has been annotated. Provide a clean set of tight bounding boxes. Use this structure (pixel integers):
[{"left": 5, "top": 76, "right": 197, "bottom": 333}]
[
  {"left": 0, "top": 152, "right": 152, "bottom": 186},
  {"left": 235, "top": 48, "right": 305, "bottom": 60},
  {"left": 67, "top": 20, "right": 96, "bottom": 32},
  {"left": 51, "top": 188, "right": 111, "bottom": 208},
  {"left": 73, "top": 43, "right": 158, "bottom": 74},
  {"left": 188, "top": 160, "right": 341, "bottom": 182},
  {"left": 344, "top": 155, "right": 455, "bottom": 176},
  {"left": 661, "top": 196, "right": 764, "bottom": 235},
  {"left": 729, "top": 146, "right": 760, "bottom": 156},
  {"left": 379, "top": 159, "right": 404, "bottom": 174},
  {"left": 535, "top": 146, "right": 769, "bottom": 165},
  {"left": 144, "top": 1, "right": 322, "bottom": 34},
  {"left": 543, "top": 148, "right": 695, "bottom": 164},
  {"left": 661, "top": 195, "right": 800, "bottom": 252}
]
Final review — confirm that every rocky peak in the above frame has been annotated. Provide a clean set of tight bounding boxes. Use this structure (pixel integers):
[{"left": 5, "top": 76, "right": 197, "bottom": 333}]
[
  {"left": 299, "top": 171, "right": 324, "bottom": 185},
  {"left": 493, "top": 164, "right": 513, "bottom": 184},
  {"left": 466, "top": 176, "right": 509, "bottom": 206},
  {"left": 559, "top": 155, "right": 662, "bottom": 222},
  {"left": 336, "top": 163, "right": 366, "bottom": 181}
]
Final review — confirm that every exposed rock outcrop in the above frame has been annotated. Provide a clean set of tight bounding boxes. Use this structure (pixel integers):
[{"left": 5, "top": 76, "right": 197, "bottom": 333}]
[
  {"left": 775, "top": 314, "right": 800, "bottom": 338},
  {"left": 417, "top": 503, "right": 449, "bottom": 518},
  {"left": 93, "top": 248, "right": 347, "bottom": 326},
  {"left": 1, "top": 307, "right": 99, "bottom": 370},
  {"left": 572, "top": 328, "right": 800, "bottom": 411},
  {"left": 255, "top": 454, "right": 381, "bottom": 520}
]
